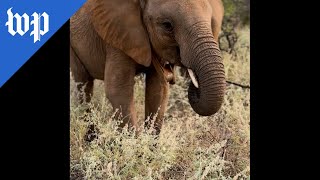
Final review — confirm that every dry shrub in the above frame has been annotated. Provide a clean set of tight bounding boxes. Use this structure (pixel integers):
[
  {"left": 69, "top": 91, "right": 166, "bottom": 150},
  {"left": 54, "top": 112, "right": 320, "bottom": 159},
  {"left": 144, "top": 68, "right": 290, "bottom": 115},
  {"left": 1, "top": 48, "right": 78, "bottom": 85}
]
[{"left": 70, "top": 27, "right": 250, "bottom": 180}]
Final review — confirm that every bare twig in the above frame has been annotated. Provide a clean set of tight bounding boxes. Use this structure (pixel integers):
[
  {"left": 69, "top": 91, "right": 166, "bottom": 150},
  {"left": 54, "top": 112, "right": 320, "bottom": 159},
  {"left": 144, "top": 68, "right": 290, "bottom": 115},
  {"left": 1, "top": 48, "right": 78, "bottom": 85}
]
[{"left": 226, "top": 80, "right": 250, "bottom": 89}]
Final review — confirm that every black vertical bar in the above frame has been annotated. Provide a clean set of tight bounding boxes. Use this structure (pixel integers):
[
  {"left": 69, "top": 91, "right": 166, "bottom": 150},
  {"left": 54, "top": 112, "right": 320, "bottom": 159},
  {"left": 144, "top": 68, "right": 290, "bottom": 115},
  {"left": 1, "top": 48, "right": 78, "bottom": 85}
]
[{"left": 0, "top": 21, "right": 70, "bottom": 179}]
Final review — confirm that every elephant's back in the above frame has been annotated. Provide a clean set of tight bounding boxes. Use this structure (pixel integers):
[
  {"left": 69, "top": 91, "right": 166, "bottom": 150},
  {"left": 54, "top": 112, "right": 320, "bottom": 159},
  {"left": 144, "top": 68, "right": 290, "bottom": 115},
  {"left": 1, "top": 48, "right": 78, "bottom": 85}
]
[
  {"left": 70, "top": 1, "right": 107, "bottom": 80},
  {"left": 70, "top": 1, "right": 94, "bottom": 43}
]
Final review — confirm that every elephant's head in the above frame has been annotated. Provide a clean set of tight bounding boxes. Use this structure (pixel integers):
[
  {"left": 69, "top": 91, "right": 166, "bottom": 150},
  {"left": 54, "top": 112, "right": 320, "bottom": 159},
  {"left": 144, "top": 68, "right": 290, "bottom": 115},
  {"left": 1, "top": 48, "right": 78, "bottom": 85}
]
[{"left": 90, "top": 0, "right": 226, "bottom": 116}]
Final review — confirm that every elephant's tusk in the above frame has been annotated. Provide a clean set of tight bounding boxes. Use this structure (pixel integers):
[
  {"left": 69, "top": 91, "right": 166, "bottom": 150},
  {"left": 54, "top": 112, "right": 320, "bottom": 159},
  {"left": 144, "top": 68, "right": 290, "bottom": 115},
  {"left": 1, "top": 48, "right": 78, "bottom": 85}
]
[{"left": 187, "top": 69, "right": 199, "bottom": 88}]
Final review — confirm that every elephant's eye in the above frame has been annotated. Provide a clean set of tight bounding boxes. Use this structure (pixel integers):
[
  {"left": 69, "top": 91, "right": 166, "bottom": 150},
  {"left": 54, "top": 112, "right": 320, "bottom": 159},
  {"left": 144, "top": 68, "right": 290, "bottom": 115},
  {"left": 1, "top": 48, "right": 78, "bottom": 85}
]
[{"left": 161, "top": 21, "right": 173, "bottom": 32}]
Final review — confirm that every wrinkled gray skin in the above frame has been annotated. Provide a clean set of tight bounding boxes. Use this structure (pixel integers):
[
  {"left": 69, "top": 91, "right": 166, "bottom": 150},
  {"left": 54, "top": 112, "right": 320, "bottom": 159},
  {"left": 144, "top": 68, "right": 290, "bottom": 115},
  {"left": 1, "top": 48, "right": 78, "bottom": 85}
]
[{"left": 70, "top": 0, "right": 226, "bottom": 135}]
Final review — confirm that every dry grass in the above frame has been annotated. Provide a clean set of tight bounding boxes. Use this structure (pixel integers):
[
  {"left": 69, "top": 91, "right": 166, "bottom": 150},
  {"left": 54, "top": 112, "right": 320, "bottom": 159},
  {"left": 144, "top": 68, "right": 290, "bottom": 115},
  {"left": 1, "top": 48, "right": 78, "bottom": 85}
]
[{"left": 70, "top": 27, "right": 250, "bottom": 180}]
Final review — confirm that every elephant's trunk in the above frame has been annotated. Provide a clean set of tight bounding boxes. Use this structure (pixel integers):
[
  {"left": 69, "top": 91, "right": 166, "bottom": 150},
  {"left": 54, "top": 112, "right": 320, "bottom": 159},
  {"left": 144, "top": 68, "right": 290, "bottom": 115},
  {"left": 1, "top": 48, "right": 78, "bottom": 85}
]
[{"left": 178, "top": 22, "right": 226, "bottom": 116}]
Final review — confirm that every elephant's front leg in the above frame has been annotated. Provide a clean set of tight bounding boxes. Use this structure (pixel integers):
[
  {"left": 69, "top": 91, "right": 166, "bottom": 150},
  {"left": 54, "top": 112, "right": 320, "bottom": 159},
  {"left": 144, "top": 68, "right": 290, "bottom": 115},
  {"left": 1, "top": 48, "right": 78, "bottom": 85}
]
[
  {"left": 145, "top": 66, "right": 169, "bottom": 135},
  {"left": 105, "top": 50, "right": 138, "bottom": 131}
]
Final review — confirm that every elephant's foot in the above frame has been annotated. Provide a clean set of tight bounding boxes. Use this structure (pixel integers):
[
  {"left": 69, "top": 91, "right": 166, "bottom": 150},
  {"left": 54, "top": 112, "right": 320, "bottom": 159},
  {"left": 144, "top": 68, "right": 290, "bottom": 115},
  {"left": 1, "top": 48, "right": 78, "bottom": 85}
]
[
  {"left": 144, "top": 116, "right": 163, "bottom": 136},
  {"left": 84, "top": 123, "right": 99, "bottom": 142},
  {"left": 78, "top": 108, "right": 100, "bottom": 142}
]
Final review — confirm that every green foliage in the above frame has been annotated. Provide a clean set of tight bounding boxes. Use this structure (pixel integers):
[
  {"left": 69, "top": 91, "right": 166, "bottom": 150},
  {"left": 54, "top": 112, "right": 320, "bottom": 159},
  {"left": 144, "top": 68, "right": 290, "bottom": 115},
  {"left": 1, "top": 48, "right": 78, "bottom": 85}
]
[
  {"left": 222, "top": 0, "right": 250, "bottom": 26},
  {"left": 223, "top": 0, "right": 237, "bottom": 18},
  {"left": 219, "top": 0, "right": 249, "bottom": 55}
]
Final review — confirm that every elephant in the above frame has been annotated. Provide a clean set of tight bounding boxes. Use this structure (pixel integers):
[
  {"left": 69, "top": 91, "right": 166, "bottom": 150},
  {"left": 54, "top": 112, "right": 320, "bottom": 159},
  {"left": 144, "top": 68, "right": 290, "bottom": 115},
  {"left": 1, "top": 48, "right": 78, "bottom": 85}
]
[{"left": 70, "top": 0, "right": 226, "bottom": 136}]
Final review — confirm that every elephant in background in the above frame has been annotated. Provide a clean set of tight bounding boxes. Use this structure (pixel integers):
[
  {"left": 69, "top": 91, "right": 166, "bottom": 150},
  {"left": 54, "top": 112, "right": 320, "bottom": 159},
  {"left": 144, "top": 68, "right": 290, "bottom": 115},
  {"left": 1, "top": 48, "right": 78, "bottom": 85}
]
[{"left": 70, "top": 0, "right": 226, "bottom": 135}]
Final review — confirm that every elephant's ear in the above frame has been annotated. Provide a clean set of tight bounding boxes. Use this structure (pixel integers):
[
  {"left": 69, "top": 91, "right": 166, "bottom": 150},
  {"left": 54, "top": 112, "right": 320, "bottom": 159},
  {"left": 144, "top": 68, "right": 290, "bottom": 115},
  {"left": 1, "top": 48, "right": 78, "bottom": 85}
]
[
  {"left": 90, "top": 0, "right": 151, "bottom": 67},
  {"left": 208, "top": 0, "right": 224, "bottom": 42}
]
